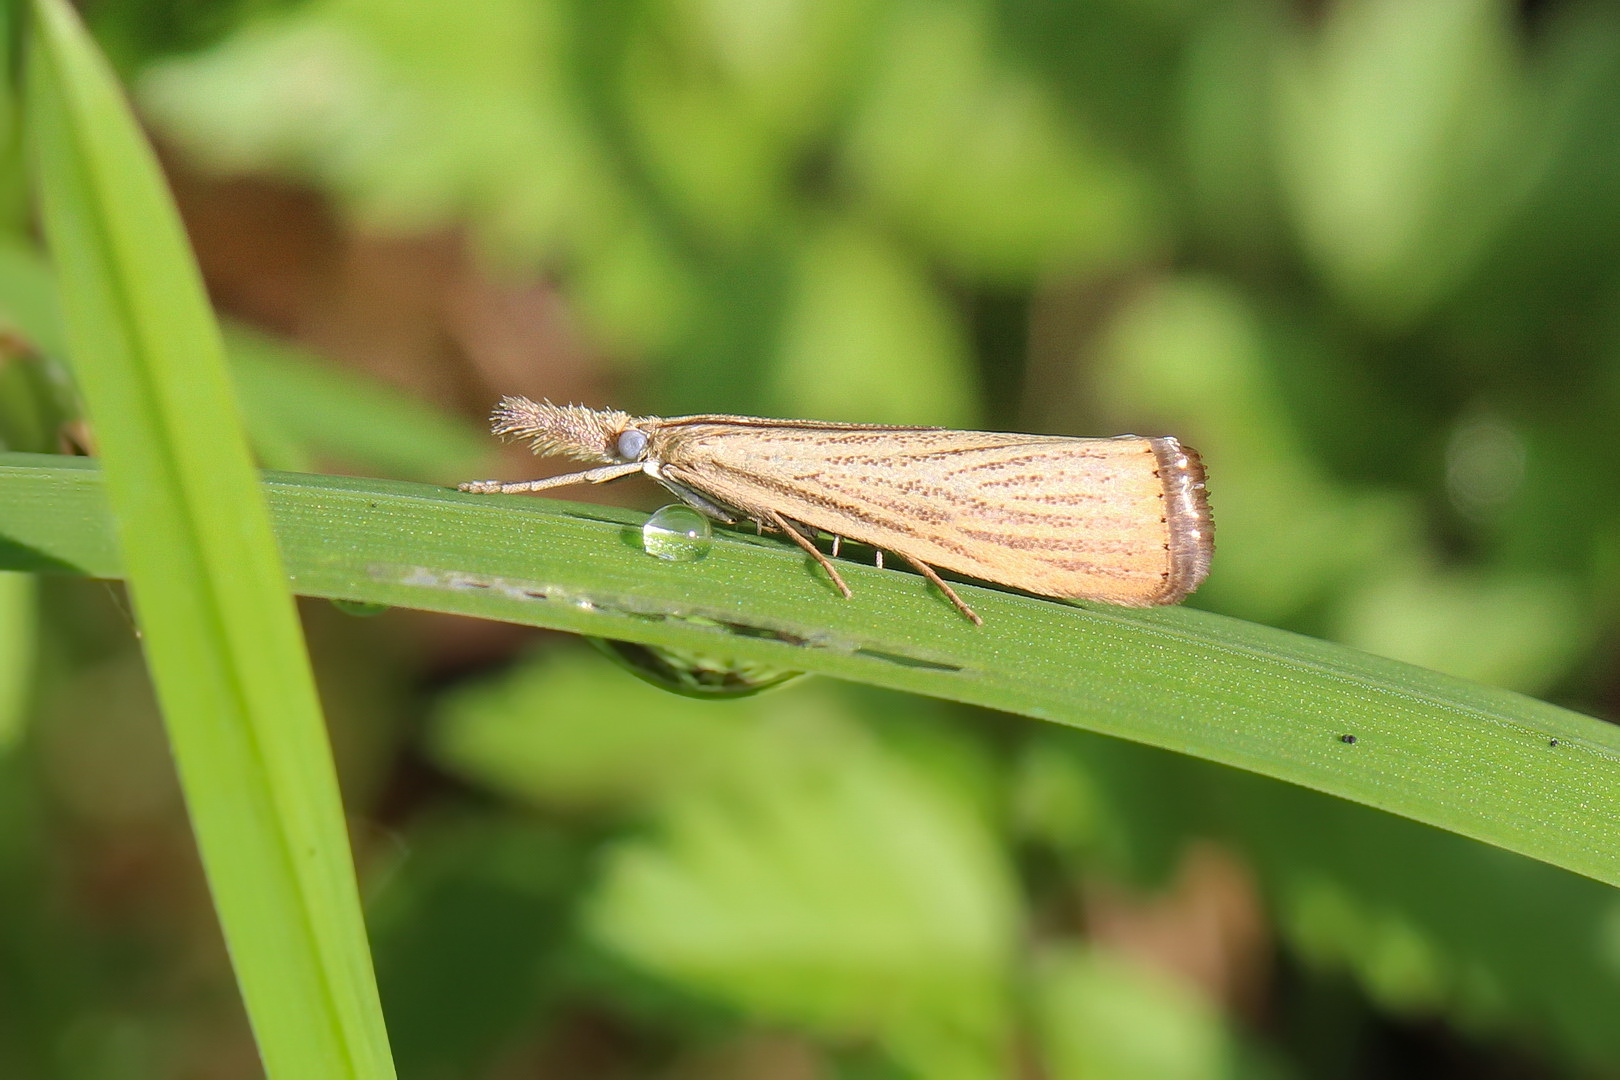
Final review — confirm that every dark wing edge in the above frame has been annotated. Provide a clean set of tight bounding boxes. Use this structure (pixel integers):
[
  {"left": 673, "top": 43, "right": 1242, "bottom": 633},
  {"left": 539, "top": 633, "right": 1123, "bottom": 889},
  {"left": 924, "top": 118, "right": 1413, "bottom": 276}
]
[{"left": 1150, "top": 438, "right": 1213, "bottom": 603}]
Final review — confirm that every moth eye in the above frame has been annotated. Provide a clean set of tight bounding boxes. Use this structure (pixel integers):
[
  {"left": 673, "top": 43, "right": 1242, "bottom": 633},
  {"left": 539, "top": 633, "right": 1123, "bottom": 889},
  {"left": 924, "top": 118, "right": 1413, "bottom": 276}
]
[{"left": 616, "top": 428, "right": 650, "bottom": 461}]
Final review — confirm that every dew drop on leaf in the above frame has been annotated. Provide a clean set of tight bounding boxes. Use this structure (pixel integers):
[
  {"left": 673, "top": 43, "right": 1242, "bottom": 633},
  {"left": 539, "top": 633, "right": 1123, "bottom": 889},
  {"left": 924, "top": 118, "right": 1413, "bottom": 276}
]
[{"left": 642, "top": 505, "right": 712, "bottom": 562}]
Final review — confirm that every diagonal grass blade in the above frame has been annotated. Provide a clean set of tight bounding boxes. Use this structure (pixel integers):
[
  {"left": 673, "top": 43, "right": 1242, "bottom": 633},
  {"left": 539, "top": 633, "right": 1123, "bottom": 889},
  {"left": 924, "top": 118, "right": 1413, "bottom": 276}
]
[{"left": 24, "top": 1, "right": 394, "bottom": 1075}]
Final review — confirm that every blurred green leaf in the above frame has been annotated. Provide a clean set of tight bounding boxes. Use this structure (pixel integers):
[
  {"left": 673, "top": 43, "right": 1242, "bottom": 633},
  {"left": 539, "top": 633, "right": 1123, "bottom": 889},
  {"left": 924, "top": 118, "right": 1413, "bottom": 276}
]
[
  {"left": 0, "top": 572, "right": 34, "bottom": 751},
  {"left": 0, "top": 240, "right": 87, "bottom": 459},
  {"left": 1033, "top": 946, "right": 1284, "bottom": 1080},
  {"left": 0, "top": 236, "right": 479, "bottom": 477},
  {"left": 431, "top": 645, "right": 754, "bottom": 811},
  {"left": 141, "top": 0, "right": 578, "bottom": 232},
  {"left": 772, "top": 220, "right": 977, "bottom": 425},
  {"left": 1015, "top": 732, "right": 1195, "bottom": 888},
  {"left": 638, "top": 0, "right": 876, "bottom": 148},
  {"left": 1178, "top": 1, "right": 1290, "bottom": 265},
  {"left": 1027, "top": 730, "right": 1620, "bottom": 1073},
  {"left": 618, "top": 23, "right": 789, "bottom": 252},
  {"left": 136, "top": 0, "right": 694, "bottom": 352},
  {"left": 0, "top": 238, "right": 67, "bottom": 355},
  {"left": 844, "top": 0, "right": 1158, "bottom": 280},
  {"left": 24, "top": 0, "right": 391, "bottom": 1075},
  {"left": 368, "top": 817, "right": 585, "bottom": 1080},
  {"left": 1333, "top": 563, "right": 1585, "bottom": 693},
  {"left": 1224, "top": 766, "right": 1620, "bottom": 1072},
  {"left": 0, "top": 350, "right": 76, "bottom": 455},
  {"left": 587, "top": 694, "right": 1018, "bottom": 1080},
  {"left": 1274, "top": 0, "right": 1546, "bottom": 328},
  {"left": 0, "top": 4, "right": 24, "bottom": 237},
  {"left": 226, "top": 325, "right": 487, "bottom": 481}
]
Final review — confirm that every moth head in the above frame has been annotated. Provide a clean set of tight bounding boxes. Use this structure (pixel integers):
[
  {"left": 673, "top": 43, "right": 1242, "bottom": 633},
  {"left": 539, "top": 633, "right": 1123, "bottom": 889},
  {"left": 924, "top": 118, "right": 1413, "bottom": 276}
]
[{"left": 489, "top": 397, "right": 640, "bottom": 464}]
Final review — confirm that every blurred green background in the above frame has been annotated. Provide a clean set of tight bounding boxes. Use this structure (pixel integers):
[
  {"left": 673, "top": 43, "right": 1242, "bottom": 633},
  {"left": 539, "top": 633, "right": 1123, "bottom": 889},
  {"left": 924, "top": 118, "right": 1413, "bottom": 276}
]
[{"left": 5, "top": 0, "right": 1620, "bottom": 1076}]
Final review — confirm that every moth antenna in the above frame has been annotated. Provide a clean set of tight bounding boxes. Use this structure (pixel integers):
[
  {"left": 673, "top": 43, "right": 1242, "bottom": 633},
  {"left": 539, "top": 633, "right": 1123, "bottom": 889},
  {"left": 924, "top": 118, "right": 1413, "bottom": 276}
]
[{"left": 490, "top": 397, "right": 635, "bottom": 464}]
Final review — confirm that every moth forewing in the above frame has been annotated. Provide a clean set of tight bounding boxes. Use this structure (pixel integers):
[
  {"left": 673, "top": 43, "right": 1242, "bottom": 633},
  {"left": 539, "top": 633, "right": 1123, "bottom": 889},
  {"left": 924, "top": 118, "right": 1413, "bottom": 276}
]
[
  {"left": 651, "top": 421, "right": 1211, "bottom": 606},
  {"left": 460, "top": 399, "right": 1214, "bottom": 620}
]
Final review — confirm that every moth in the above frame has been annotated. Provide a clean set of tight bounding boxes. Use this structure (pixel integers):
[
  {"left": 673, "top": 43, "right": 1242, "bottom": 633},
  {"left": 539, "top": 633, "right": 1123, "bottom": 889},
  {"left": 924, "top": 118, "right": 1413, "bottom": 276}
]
[{"left": 460, "top": 397, "right": 1213, "bottom": 625}]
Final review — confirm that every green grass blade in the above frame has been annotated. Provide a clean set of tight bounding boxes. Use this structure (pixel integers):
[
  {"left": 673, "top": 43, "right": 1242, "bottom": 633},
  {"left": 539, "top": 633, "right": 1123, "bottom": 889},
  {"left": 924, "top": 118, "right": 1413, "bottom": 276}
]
[
  {"left": 23, "top": 2, "right": 393, "bottom": 1077},
  {"left": 0, "top": 570, "right": 34, "bottom": 751},
  {"left": 6, "top": 454, "right": 1619, "bottom": 889}
]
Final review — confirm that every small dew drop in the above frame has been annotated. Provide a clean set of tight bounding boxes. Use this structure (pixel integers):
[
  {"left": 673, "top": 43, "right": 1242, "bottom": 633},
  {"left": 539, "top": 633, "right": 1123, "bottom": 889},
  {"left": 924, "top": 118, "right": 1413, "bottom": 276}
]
[{"left": 642, "top": 505, "right": 712, "bottom": 562}]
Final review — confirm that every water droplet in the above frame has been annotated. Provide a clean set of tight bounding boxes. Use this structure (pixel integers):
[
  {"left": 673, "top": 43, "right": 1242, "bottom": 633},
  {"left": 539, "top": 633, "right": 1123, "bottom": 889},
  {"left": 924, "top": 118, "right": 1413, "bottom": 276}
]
[
  {"left": 331, "top": 598, "right": 390, "bottom": 617},
  {"left": 642, "top": 505, "right": 712, "bottom": 562},
  {"left": 589, "top": 636, "right": 803, "bottom": 698}
]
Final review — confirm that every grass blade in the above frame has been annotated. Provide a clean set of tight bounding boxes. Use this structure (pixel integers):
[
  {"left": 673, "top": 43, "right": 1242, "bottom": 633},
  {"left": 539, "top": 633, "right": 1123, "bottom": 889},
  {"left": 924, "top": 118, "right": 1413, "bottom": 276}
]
[
  {"left": 6, "top": 454, "right": 1620, "bottom": 890},
  {"left": 24, "top": 2, "right": 393, "bottom": 1076}
]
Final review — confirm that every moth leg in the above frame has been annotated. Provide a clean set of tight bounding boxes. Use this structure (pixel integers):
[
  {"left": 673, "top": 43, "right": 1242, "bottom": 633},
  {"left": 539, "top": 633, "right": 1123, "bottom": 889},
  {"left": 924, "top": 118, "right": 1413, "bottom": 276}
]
[
  {"left": 830, "top": 535, "right": 841, "bottom": 558},
  {"left": 656, "top": 478, "right": 743, "bottom": 524},
  {"left": 765, "top": 509, "right": 853, "bottom": 600},
  {"left": 874, "top": 550, "right": 883, "bottom": 570},
  {"left": 460, "top": 462, "right": 642, "bottom": 494},
  {"left": 898, "top": 553, "right": 983, "bottom": 626}
]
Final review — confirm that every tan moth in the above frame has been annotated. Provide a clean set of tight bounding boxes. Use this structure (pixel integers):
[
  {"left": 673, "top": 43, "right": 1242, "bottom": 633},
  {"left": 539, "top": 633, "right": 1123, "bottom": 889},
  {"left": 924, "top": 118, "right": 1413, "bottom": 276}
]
[{"left": 460, "top": 397, "right": 1213, "bottom": 624}]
